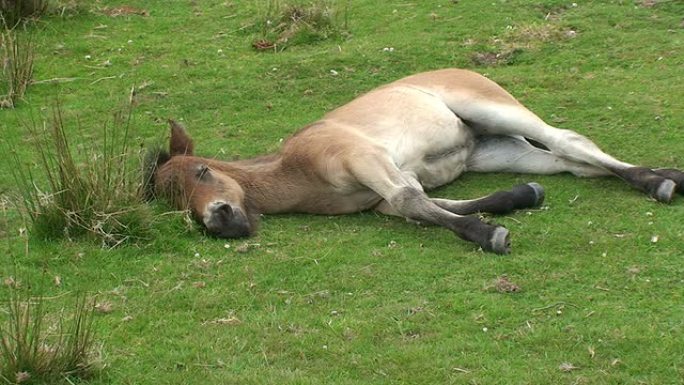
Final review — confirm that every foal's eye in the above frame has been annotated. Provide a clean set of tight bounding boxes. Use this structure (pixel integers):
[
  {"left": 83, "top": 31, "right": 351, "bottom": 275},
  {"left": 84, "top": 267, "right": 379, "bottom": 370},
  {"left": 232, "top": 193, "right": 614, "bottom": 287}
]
[{"left": 195, "top": 164, "right": 211, "bottom": 180}]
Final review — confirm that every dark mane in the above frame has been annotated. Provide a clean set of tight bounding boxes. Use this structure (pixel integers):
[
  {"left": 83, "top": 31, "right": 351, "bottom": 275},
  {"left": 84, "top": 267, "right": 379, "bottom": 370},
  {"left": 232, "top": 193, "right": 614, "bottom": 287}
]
[{"left": 143, "top": 145, "right": 171, "bottom": 201}]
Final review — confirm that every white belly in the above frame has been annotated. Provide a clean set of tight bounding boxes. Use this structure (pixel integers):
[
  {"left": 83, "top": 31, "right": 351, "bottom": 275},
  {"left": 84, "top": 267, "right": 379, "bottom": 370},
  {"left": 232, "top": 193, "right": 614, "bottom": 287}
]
[{"left": 395, "top": 123, "right": 473, "bottom": 189}]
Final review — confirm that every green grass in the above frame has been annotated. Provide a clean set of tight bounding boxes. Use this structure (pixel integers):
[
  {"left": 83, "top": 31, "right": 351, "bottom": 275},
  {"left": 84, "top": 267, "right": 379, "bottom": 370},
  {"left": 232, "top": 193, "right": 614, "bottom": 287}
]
[{"left": 1, "top": 0, "right": 683, "bottom": 384}]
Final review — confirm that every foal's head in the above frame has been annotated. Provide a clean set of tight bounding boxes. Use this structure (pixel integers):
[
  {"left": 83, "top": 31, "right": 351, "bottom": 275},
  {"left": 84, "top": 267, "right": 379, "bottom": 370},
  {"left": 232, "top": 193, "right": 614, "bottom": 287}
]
[{"left": 146, "top": 121, "right": 256, "bottom": 238}]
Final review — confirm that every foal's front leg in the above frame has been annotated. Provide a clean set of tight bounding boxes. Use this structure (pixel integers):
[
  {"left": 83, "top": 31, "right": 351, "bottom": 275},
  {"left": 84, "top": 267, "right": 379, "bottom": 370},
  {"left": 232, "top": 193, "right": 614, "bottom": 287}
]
[
  {"left": 431, "top": 182, "right": 545, "bottom": 215},
  {"left": 348, "top": 152, "right": 510, "bottom": 254}
]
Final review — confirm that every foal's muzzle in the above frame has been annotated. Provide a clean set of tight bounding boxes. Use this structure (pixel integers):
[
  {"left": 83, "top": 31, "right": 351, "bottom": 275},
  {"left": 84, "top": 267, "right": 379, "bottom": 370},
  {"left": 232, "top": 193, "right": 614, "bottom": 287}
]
[{"left": 203, "top": 202, "right": 252, "bottom": 238}]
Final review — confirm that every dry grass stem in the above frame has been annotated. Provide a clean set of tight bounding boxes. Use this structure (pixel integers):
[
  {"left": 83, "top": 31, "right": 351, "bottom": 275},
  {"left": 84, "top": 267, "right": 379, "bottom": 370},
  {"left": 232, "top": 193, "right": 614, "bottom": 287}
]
[{"left": 1, "top": 25, "right": 35, "bottom": 108}]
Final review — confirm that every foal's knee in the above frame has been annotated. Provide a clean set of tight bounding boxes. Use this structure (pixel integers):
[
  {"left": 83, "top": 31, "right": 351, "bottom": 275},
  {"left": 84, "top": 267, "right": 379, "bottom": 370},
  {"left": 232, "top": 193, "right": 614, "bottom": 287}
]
[
  {"left": 553, "top": 129, "right": 601, "bottom": 159},
  {"left": 387, "top": 187, "right": 433, "bottom": 220}
]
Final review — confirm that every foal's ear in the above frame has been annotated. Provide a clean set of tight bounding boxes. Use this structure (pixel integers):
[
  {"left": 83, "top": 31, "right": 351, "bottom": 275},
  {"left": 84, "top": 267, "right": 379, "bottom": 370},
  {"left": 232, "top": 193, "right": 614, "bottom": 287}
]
[{"left": 168, "top": 119, "right": 194, "bottom": 156}]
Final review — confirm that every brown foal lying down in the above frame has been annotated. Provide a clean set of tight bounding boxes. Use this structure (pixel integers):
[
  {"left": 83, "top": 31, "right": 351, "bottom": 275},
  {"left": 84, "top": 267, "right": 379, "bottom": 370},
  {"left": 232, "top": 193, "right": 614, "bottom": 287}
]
[{"left": 146, "top": 68, "right": 684, "bottom": 254}]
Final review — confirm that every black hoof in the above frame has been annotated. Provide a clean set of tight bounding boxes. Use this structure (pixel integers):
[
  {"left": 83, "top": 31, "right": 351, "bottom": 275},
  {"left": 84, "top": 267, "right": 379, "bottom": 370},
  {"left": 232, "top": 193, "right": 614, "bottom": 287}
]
[
  {"left": 618, "top": 167, "right": 677, "bottom": 203},
  {"left": 654, "top": 179, "right": 676, "bottom": 203},
  {"left": 508, "top": 182, "right": 545, "bottom": 210},
  {"left": 526, "top": 182, "right": 545, "bottom": 207},
  {"left": 487, "top": 227, "right": 511, "bottom": 255},
  {"left": 654, "top": 168, "right": 684, "bottom": 194}
]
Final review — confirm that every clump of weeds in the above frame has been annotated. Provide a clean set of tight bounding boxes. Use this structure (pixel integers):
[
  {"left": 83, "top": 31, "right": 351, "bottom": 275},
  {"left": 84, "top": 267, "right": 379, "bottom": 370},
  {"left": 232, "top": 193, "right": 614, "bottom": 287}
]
[
  {"left": 8, "top": 104, "right": 153, "bottom": 247},
  {"left": 251, "top": 0, "right": 350, "bottom": 52}
]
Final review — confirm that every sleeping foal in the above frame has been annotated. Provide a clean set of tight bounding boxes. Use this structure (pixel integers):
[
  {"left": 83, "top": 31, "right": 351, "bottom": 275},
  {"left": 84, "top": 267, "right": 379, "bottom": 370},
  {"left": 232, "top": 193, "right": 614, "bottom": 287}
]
[{"left": 147, "top": 68, "right": 684, "bottom": 254}]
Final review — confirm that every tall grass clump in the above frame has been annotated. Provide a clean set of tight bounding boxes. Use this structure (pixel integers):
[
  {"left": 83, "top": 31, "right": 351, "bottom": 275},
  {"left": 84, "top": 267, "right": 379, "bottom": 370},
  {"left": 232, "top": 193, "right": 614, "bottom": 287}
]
[
  {"left": 0, "top": 0, "right": 49, "bottom": 28},
  {"left": 0, "top": 25, "right": 35, "bottom": 108},
  {"left": 251, "top": 0, "right": 350, "bottom": 51},
  {"left": 9, "top": 105, "right": 153, "bottom": 246},
  {"left": 0, "top": 287, "right": 100, "bottom": 384}
]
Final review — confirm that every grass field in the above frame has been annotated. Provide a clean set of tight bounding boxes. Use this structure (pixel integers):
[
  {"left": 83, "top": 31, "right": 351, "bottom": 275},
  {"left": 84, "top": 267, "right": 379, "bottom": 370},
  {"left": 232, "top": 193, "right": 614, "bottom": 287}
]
[{"left": 1, "top": 0, "right": 683, "bottom": 384}]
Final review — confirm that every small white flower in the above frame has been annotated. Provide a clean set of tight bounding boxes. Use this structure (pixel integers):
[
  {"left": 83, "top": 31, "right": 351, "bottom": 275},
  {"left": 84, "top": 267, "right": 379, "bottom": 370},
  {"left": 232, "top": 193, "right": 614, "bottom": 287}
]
[{"left": 650, "top": 235, "right": 659, "bottom": 243}]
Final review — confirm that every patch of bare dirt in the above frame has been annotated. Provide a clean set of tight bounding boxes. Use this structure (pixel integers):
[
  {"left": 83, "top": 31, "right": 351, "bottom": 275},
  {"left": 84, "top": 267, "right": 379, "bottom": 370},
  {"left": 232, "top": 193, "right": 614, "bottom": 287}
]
[
  {"left": 492, "top": 275, "right": 521, "bottom": 293},
  {"left": 471, "top": 49, "right": 521, "bottom": 67},
  {"left": 100, "top": 6, "right": 149, "bottom": 17},
  {"left": 252, "top": 39, "right": 276, "bottom": 51},
  {"left": 639, "top": 0, "right": 658, "bottom": 8}
]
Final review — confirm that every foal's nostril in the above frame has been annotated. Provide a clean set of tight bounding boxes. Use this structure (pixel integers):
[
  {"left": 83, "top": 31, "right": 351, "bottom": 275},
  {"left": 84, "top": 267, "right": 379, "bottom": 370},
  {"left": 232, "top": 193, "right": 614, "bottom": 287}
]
[
  {"left": 217, "top": 203, "right": 234, "bottom": 218},
  {"left": 204, "top": 201, "right": 252, "bottom": 239}
]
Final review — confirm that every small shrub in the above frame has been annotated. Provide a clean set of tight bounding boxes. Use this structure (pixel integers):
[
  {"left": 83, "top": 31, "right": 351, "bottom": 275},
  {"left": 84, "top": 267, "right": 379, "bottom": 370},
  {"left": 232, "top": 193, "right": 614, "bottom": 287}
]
[
  {"left": 0, "top": 0, "right": 49, "bottom": 28},
  {"left": 9, "top": 105, "right": 153, "bottom": 246},
  {"left": 0, "top": 287, "right": 100, "bottom": 384},
  {"left": 500, "top": 22, "right": 576, "bottom": 51},
  {"left": 0, "top": 26, "right": 35, "bottom": 108},
  {"left": 252, "top": 0, "right": 350, "bottom": 52},
  {"left": 471, "top": 22, "right": 576, "bottom": 67}
]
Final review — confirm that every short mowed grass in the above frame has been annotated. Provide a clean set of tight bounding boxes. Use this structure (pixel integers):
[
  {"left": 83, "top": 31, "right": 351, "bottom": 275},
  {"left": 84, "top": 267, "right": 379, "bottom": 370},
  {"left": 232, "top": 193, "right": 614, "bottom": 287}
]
[{"left": 1, "top": 0, "right": 683, "bottom": 384}]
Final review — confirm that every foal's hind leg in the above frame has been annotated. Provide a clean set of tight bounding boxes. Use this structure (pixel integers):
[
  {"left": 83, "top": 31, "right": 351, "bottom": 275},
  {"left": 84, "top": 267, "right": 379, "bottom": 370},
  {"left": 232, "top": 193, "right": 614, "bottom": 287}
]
[
  {"left": 466, "top": 135, "right": 611, "bottom": 177},
  {"left": 457, "top": 102, "right": 679, "bottom": 202}
]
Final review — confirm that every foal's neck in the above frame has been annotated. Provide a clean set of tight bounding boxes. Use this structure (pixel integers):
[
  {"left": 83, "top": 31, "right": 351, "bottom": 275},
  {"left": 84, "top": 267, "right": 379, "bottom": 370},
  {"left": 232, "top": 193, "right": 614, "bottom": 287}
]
[{"left": 208, "top": 154, "right": 305, "bottom": 213}]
